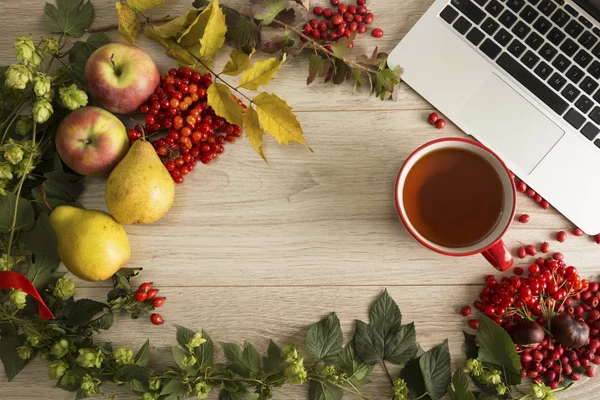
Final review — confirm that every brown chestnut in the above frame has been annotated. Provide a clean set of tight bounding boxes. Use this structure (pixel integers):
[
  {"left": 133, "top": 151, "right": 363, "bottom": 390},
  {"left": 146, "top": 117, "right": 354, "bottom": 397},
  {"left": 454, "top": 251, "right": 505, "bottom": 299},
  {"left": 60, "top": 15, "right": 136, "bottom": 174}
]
[
  {"left": 513, "top": 320, "right": 545, "bottom": 346},
  {"left": 551, "top": 313, "right": 589, "bottom": 349}
]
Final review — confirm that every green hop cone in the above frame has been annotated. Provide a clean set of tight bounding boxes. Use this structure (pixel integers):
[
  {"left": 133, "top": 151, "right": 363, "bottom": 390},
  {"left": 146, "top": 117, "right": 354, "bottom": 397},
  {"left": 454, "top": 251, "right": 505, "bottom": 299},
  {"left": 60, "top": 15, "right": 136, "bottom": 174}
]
[
  {"left": 194, "top": 381, "right": 211, "bottom": 399},
  {"left": 284, "top": 359, "right": 307, "bottom": 384},
  {"left": 13, "top": 36, "right": 36, "bottom": 64},
  {"left": 182, "top": 354, "right": 197, "bottom": 367},
  {"left": 53, "top": 277, "right": 75, "bottom": 299},
  {"left": 392, "top": 378, "right": 409, "bottom": 400},
  {"left": 187, "top": 332, "right": 207, "bottom": 350},
  {"left": 60, "top": 371, "right": 76, "bottom": 387},
  {"left": 0, "top": 163, "right": 13, "bottom": 181},
  {"left": 15, "top": 117, "right": 33, "bottom": 136},
  {"left": 9, "top": 288, "right": 27, "bottom": 309},
  {"left": 80, "top": 374, "right": 101, "bottom": 397},
  {"left": 32, "top": 98, "right": 53, "bottom": 124},
  {"left": 48, "top": 360, "right": 68, "bottom": 380},
  {"left": 497, "top": 383, "right": 508, "bottom": 396},
  {"left": 33, "top": 74, "right": 52, "bottom": 98},
  {"left": 463, "top": 358, "right": 484, "bottom": 377},
  {"left": 148, "top": 377, "right": 161, "bottom": 391},
  {"left": 113, "top": 347, "right": 133, "bottom": 365},
  {"left": 51, "top": 339, "right": 70, "bottom": 358},
  {"left": 282, "top": 344, "right": 299, "bottom": 363},
  {"left": 2, "top": 140, "right": 24, "bottom": 165},
  {"left": 27, "top": 333, "right": 41, "bottom": 347},
  {"left": 76, "top": 348, "right": 105, "bottom": 368},
  {"left": 16, "top": 345, "right": 33, "bottom": 360},
  {"left": 5, "top": 64, "right": 33, "bottom": 89},
  {"left": 140, "top": 393, "right": 159, "bottom": 400},
  {"left": 320, "top": 365, "right": 339, "bottom": 381},
  {"left": 38, "top": 351, "right": 49, "bottom": 361},
  {"left": 481, "top": 369, "right": 502, "bottom": 385},
  {"left": 532, "top": 382, "right": 556, "bottom": 400},
  {"left": 42, "top": 37, "right": 59, "bottom": 55},
  {"left": 59, "top": 84, "right": 88, "bottom": 111}
]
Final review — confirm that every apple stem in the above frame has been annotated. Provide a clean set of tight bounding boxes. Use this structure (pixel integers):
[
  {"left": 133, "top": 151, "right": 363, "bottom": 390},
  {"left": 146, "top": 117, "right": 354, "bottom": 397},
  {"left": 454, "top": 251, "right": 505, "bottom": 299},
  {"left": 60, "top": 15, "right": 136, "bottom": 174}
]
[{"left": 110, "top": 54, "right": 121, "bottom": 76}]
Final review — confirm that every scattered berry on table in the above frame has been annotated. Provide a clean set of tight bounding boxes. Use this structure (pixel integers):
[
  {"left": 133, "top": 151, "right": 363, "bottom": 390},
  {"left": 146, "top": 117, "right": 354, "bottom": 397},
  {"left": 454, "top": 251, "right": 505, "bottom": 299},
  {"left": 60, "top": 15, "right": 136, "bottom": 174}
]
[
  {"left": 514, "top": 266, "right": 524, "bottom": 275},
  {"left": 468, "top": 319, "right": 479, "bottom": 329},
  {"left": 152, "top": 297, "right": 166, "bottom": 308},
  {"left": 518, "top": 214, "right": 530, "bottom": 223},
  {"left": 595, "top": 234, "right": 600, "bottom": 244},
  {"left": 540, "top": 200, "right": 550, "bottom": 209},
  {"left": 517, "top": 181, "right": 527, "bottom": 193},
  {"left": 573, "top": 228, "right": 584, "bottom": 237},
  {"left": 460, "top": 305, "right": 471, "bottom": 316},
  {"left": 553, "top": 252, "right": 564, "bottom": 260},
  {"left": 540, "top": 242, "right": 550, "bottom": 253},
  {"left": 525, "top": 245, "right": 536, "bottom": 256},
  {"left": 534, "top": 194, "right": 543, "bottom": 203},
  {"left": 556, "top": 231, "right": 567, "bottom": 243},
  {"left": 435, "top": 119, "right": 446, "bottom": 129},
  {"left": 371, "top": 28, "right": 384, "bottom": 38},
  {"left": 150, "top": 313, "right": 164, "bottom": 325},
  {"left": 428, "top": 112, "right": 439, "bottom": 124},
  {"left": 526, "top": 188, "right": 536, "bottom": 197},
  {"left": 517, "top": 247, "right": 527, "bottom": 259}
]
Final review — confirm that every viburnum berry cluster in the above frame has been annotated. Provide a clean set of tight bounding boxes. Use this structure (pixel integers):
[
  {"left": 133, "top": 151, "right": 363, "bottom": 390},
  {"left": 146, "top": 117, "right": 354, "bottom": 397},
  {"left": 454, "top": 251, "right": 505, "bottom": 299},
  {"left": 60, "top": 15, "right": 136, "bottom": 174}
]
[
  {"left": 305, "top": 0, "right": 382, "bottom": 47},
  {"left": 134, "top": 281, "right": 166, "bottom": 325},
  {"left": 463, "top": 256, "right": 600, "bottom": 389},
  {"left": 133, "top": 67, "right": 245, "bottom": 184}
]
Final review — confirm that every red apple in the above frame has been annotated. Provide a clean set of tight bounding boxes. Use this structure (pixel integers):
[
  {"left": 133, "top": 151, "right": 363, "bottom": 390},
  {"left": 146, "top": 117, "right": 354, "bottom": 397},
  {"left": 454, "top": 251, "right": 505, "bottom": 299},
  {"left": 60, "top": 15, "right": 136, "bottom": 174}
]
[
  {"left": 84, "top": 43, "right": 159, "bottom": 115},
  {"left": 56, "top": 106, "right": 129, "bottom": 176}
]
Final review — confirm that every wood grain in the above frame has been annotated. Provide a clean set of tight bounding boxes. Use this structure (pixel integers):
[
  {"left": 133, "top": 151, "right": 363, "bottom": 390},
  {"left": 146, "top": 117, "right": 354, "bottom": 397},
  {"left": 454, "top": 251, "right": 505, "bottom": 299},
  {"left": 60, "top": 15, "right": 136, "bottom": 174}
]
[{"left": 1, "top": 0, "right": 599, "bottom": 399}]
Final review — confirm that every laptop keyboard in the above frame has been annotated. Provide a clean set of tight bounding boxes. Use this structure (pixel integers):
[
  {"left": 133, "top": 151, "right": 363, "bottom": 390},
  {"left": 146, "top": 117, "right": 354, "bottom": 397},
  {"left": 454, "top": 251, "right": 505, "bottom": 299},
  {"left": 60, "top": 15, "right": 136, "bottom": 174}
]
[{"left": 440, "top": 0, "right": 600, "bottom": 148}]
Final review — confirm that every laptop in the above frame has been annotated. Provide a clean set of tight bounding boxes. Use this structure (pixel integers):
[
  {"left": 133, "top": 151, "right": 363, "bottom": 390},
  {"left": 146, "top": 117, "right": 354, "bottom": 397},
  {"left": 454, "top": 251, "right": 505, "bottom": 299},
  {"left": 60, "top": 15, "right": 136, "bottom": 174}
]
[{"left": 387, "top": 0, "right": 600, "bottom": 234}]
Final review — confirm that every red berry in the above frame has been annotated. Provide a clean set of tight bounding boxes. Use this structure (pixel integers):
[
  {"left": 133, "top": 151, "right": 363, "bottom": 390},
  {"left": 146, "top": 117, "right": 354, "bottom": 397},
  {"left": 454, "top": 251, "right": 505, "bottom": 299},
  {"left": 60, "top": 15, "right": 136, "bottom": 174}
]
[
  {"left": 517, "top": 247, "right": 527, "bottom": 258},
  {"left": 540, "top": 200, "right": 550, "bottom": 209},
  {"left": 541, "top": 242, "right": 550, "bottom": 253},
  {"left": 357, "top": 5, "right": 367, "bottom": 14},
  {"left": 331, "top": 0, "right": 339, "bottom": 5},
  {"left": 372, "top": 28, "right": 384, "bottom": 38},
  {"left": 435, "top": 119, "right": 446, "bottom": 129},
  {"left": 468, "top": 319, "right": 479, "bottom": 329},
  {"left": 332, "top": 15, "right": 344, "bottom": 25},
  {"left": 572, "top": 372, "right": 581, "bottom": 381},
  {"left": 145, "top": 114, "right": 156, "bottom": 125},
  {"left": 586, "top": 366, "right": 595, "bottom": 377},
  {"left": 514, "top": 267, "right": 524, "bottom": 275},
  {"left": 357, "top": 0, "right": 366, "bottom": 5},
  {"left": 525, "top": 245, "right": 537, "bottom": 256},
  {"left": 526, "top": 188, "right": 536, "bottom": 197},
  {"left": 173, "top": 175, "right": 184, "bottom": 184},
  {"left": 553, "top": 252, "right": 564, "bottom": 260},
  {"left": 338, "top": 3, "right": 347, "bottom": 13},
  {"left": 138, "top": 282, "right": 153, "bottom": 292},
  {"left": 518, "top": 214, "right": 530, "bottom": 223},
  {"left": 314, "top": 6, "right": 323, "bottom": 15},
  {"left": 517, "top": 181, "right": 527, "bottom": 192},
  {"left": 152, "top": 297, "right": 166, "bottom": 308},
  {"left": 134, "top": 290, "right": 147, "bottom": 302},
  {"left": 357, "top": 23, "right": 367, "bottom": 34},
  {"left": 428, "top": 112, "right": 439, "bottom": 124},
  {"left": 460, "top": 305, "right": 471, "bottom": 316},
  {"left": 573, "top": 228, "right": 584, "bottom": 237},
  {"left": 344, "top": 12, "right": 353, "bottom": 22},
  {"left": 146, "top": 288, "right": 159, "bottom": 300},
  {"left": 309, "top": 18, "right": 318, "bottom": 29},
  {"left": 150, "top": 313, "right": 164, "bottom": 325},
  {"left": 364, "top": 12, "right": 374, "bottom": 24},
  {"left": 528, "top": 263, "right": 540, "bottom": 274},
  {"left": 534, "top": 194, "right": 543, "bottom": 203},
  {"left": 557, "top": 231, "right": 567, "bottom": 243},
  {"left": 595, "top": 234, "right": 600, "bottom": 244},
  {"left": 324, "top": 8, "right": 333, "bottom": 19}
]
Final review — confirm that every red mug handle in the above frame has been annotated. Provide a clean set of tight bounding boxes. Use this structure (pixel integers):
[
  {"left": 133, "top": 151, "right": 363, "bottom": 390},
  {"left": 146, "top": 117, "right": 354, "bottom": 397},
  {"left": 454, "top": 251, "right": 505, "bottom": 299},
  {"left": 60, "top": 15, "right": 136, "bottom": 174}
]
[{"left": 481, "top": 240, "right": 513, "bottom": 272}]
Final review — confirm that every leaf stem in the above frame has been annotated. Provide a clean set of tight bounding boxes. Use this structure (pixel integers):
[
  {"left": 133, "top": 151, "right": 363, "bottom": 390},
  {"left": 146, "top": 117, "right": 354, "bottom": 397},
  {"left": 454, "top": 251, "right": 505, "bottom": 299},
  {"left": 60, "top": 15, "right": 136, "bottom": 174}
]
[
  {"left": 192, "top": 58, "right": 254, "bottom": 104},
  {"left": 309, "top": 377, "right": 373, "bottom": 400},
  {"left": 413, "top": 392, "right": 430, "bottom": 400},
  {"left": 1, "top": 101, "right": 28, "bottom": 145},
  {"left": 88, "top": 16, "right": 175, "bottom": 33},
  {"left": 270, "top": 18, "right": 379, "bottom": 75},
  {"left": 381, "top": 360, "right": 394, "bottom": 385}
]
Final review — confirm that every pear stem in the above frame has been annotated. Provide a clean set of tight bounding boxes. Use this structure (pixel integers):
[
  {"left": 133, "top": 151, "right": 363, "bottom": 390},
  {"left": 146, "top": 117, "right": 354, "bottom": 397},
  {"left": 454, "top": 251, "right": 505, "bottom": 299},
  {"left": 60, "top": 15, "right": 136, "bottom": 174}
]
[{"left": 140, "top": 125, "right": 146, "bottom": 141}]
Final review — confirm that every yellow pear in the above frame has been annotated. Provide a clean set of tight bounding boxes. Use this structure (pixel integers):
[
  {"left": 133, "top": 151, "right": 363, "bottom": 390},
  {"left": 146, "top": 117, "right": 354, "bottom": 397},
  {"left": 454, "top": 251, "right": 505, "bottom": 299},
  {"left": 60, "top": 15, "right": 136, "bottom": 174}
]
[
  {"left": 105, "top": 139, "right": 175, "bottom": 224},
  {"left": 49, "top": 206, "right": 130, "bottom": 281}
]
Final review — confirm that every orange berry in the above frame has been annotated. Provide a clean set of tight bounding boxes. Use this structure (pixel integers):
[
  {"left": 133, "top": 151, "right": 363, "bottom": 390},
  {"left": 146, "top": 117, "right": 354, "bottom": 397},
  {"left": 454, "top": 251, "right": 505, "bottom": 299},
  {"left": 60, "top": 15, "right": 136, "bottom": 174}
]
[
  {"left": 179, "top": 102, "right": 189, "bottom": 111},
  {"left": 192, "top": 131, "right": 202, "bottom": 141},
  {"left": 186, "top": 116, "right": 197, "bottom": 125},
  {"left": 183, "top": 96, "right": 193, "bottom": 105},
  {"left": 166, "top": 76, "right": 175, "bottom": 85},
  {"left": 181, "top": 127, "right": 192, "bottom": 137},
  {"left": 189, "top": 84, "right": 198, "bottom": 94},
  {"left": 170, "top": 98, "right": 180, "bottom": 108},
  {"left": 173, "top": 116, "right": 183, "bottom": 129},
  {"left": 191, "top": 93, "right": 200, "bottom": 102}
]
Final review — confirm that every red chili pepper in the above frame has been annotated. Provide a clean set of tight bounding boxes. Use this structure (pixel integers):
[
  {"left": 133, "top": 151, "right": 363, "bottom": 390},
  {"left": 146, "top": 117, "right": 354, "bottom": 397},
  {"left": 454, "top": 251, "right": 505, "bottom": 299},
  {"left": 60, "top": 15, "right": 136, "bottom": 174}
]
[{"left": 0, "top": 271, "right": 54, "bottom": 319}]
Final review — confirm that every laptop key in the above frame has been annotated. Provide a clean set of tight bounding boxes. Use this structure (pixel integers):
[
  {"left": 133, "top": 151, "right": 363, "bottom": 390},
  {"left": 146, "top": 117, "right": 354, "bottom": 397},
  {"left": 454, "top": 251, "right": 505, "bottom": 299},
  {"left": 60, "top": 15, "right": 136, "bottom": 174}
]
[
  {"left": 507, "top": 0, "right": 526, "bottom": 11},
  {"left": 580, "top": 77, "right": 599, "bottom": 95},
  {"left": 481, "top": 39, "right": 502, "bottom": 59},
  {"left": 496, "top": 53, "right": 569, "bottom": 114},
  {"left": 534, "top": 61, "right": 553, "bottom": 79},
  {"left": 482, "top": 17, "right": 500, "bottom": 35},
  {"left": 451, "top": 0, "right": 486, "bottom": 24},
  {"left": 495, "top": 28, "right": 514, "bottom": 46},
  {"left": 551, "top": 9, "right": 570, "bottom": 27},
  {"left": 566, "top": 65, "right": 585, "bottom": 84},
  {"left": 539, "top": 43, "right": 558, "bottom": 61},
  {"left": 594, "top": 139, "right": 600, "bottom": 149},
  {"left": 533, "top": 16, "right": 552, "bottom": 34},
  {"left": 593, "top": 43, "right": 600, "bottom": 58},
  {"left": 578, "top": 32, "right": 598, "bottom": 50},
  {"left": 564, "top": 4, "right": 579, "bottom": 16},
  {"left": 474, "top": 0, "right": 488, "bottom": 5},
  {"left": 594, "top": 89, "right": 600, "bottom": 103},
  {"left": 548, "top": 72, "right": 567, "bottom": 90},
  {"left": 467, "top": 27, "right": 486, "bottom": 45},
  {"left": 528, "top": 0, "right": 541, "bottom": 4},
  {"left": 588, "top": 61, "right": 600, "bottom": 79},
  {"left": 520, "top": 5, "right": 539, "bottom": 23},
  {"left": 581, "top": 123, "right": 599, "bottom": 140},
  {"left": 486, "top": 0, "right": 504, "bottom": 17},
  {"left": 564, "top": 108, "right": 586, "bottom": 129},
  {"left": 522, "top": 50, "right": 541, "bottom": 68},
  {"left": 499, "top": 10, "right": 518, "bottom": 27},
  {"left": 508, "top": 39, "right": 527, "bottom": 57},
  {"left": 453, "top": 16, "right": 472, "bottom": 34},
  {"left": 560, "top": 38, "right": 580, "bottom": 57},
  {"left": 573, "top": 49, "right": 593, "bottom": 68},
  {"left": 547, "top": 27, "right": 566, "bottom": 45},
  {"left": 525, "top": 31, "right": 544, "bottom": 49},
  {"left": 562, "top": 84, "right": 581, "bottom": 102},
  {"left": 552, "top": 54, "right": 571, "bottom": 72},
  {"left": 512, "top": 21, "right": 531, "bottom": 38},
  {"left": 537, "top": 0, "right": 557, "bottom": 15},
  {"left": 440, "top": 6, "right": 460, "bottom": 23},
  {"left": 575, "top": 95, "right": 594, "bottom": 113},
  {"left": 590, "top": 107, "right": 600, "bottom": 125},
  {"left": 565, "top": 20, "right": 584, "bottom": 38},
  {"left": 579, "top": 16, "right": 593, "bottom": 28}
]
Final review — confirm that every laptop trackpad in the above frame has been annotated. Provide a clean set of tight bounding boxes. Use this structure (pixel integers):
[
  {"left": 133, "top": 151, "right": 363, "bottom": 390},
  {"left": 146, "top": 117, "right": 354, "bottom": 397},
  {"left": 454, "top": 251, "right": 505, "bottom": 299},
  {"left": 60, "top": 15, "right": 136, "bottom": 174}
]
[{"left": 458, "top": 73, "right": 564, "bottom": 174}]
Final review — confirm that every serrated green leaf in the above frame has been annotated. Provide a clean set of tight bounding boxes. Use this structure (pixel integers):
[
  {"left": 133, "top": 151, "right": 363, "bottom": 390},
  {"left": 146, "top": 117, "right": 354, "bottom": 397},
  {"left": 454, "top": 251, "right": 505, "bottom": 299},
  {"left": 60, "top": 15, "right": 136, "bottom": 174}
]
[
  {"left": 223, "top": 7, "right": 260, "bottom": 51},
  {"left": 160, "top": 379, "right": 188, "bottom": 396},
  {"left": 68, "top": 33, "right": 111, "bottom": 87},
  {"left": 308, "top": 379, "right": 343, "bottom": 400},
  {"left": 221, "top": 343, "right": 260, "bottom": 377},
  {"left": 238, "top": 54, "right": 285, "bottom": 90},
  {"left": 172, "top": 347, "right": 187, "bottom": 369},
  {"left": 263, "top": 340, "right": 285, "bottom": 375},
  {"left": 253, "top": 92, "right": 308, "bottom": 147},
  {"left": 25, "top": 255, "right": 60, "bottom": 289},
  {"left": 44, "top": 0, "right": 93, "bottom": 37},
  {"left": 90, "top": 312, "right": 114, "bottom": 331},
  {"left": 306, "top": 313, "right": 343, "bottom": 363},
  {"left": 307, "top": 54, "right": 325, "bottom": 85},
  {"left": 370, "top": 289, "right": 402, "bottom": 343},
  {"left": 419, "top": 340, "right": 451, "bottom": 400},
  {"left": 449, "top": 370, "right": 476, "bottom": 400},
  {"left": 401, "top": 356, "right": 428, "bottom": 400},
  {"left": 194, "top": 330, "right": 214, "bottom": 370},
  {"left": 338, "top": 343, "right": 373, "bottom": 387},
  {"left": 114, "top": 364, "right": 153, "bottom": 383},
  {"left": 176, "top": 325, "right": 196, "bottom": 349},
  {"left": 42, "top": 178, "right": 83, "bottom": 202},
  {"left": 126, "top": 0, "right": 167, "bottom": 11},
  {"left": 116, "top": 2, "right": 141, "bottom": 44},
  {"left": 222, "top": 49, "right": 253, "bottom": 76},
  {"left": 64, "top": 299, "right": 108, "bottom": 326},
  {"left": 476, "top": 315, "right": 521, "bottom": 385},
  {"left": 21, "top": 213, "right": 60, "bottom": 262},
  {"left": 253, "top": 0, "right": 288, "bottom": 25},
  {"left": 199, "top": 0, "right": 227, "bottom": 57},
  {"left": 207, "top": 83, "right": 244, "bottom": 126},
  {"left": 0, "top": 335, "right": 27, "bottom": 381},
  {"left": 243, "top": 105, "right": 266, "bottom": 162},
  {"left": 135, "top": 340, "right": 150, "bottom": 366},
  {"left": 384, "top": 323, "right": 417, "bottom": 365},
  {"left": 0, "top": 191, "right": 34, "bottom": 233},
  {"left": 353, "top": 320, "right": 380, "bottom": 364},
  {"left": 330, "top": 31, "right": 357, "bottom": 58}
]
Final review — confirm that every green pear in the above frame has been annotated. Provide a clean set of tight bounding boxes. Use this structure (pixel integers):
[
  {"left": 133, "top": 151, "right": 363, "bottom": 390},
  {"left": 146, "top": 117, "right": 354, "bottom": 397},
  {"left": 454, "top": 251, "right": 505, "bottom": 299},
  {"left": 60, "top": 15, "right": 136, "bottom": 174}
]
[
  {"left": 105, "top": 140, "right": 175, "bottom": 225},
  {"left": 50, "top": 206, "right": 130, "bottom": 281}
]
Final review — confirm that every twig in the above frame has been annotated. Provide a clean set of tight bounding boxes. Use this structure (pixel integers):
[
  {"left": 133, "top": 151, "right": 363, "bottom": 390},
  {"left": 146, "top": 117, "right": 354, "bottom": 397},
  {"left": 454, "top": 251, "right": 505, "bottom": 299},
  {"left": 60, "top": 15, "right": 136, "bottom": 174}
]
[
  {"left": 88, "top": 16, "right": 175, "bottom": 33},
  {"left": 195, "top": 60, "right": 254, "bottom": 104},
  {"left": 270, "top": 18, "right": 380, "bottom": 75}
]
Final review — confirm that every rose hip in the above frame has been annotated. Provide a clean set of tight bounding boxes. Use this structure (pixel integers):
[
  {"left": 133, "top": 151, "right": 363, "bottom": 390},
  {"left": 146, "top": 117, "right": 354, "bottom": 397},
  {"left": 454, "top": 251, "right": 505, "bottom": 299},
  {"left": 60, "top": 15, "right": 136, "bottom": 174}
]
[
  {"left": 151, "top": 313, "right": 164, "bottom": 325},
  {"left": 517, "top": 181, "right": 527, "bottom": 193},
  {"left": 468, "top": 319, "right": 479, "bottom": 329},
  {"left": 134, "top": 290, "right": 147, "bottom": 302},
  {"left": 518, "top": 214, "right": 530, "bottom": 223},
  {"left": 428, "top": 112, "right": 439, "bottom": 124},
  {"left": 461, "top": 305, "right": 471, "bottom": 316},
  {"left": 517, "top": 247, "right": 527, "bottom": 258},
  {"left": 371, "top": 28, "right": 384, "bottom": 38},
  {"left": 435, "top": 119, "right": 446, "bottom": 129},
  {"left": 540, "top": 242, "right": 550, "bottom": 253}
]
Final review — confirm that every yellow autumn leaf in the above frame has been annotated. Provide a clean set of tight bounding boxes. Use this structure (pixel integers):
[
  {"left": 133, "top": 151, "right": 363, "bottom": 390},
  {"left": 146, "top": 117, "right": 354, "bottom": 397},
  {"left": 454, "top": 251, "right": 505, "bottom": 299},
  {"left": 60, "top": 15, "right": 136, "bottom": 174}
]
[
  {"left": 253, "top": 92, "right": 309, "bottom": 147},
  {"left": 126, "top": 0, "right": 166, "bottom": 11},
  {"left": 178, "top": 4, "right": 211, "bottom": 47},
  {"left": 221, "top": 49, "right": 254, "bottom": 77},
  {"left": 207, "top": 83, "right": 244, "bottom": 127},
  {"left": 199, "top": 0, "right": 227, "bottom": 58},
  {"left": 152, "top": 10, "right": 199, "bottom": 38},
  {"left": 116, "top": 2, "right": 140, "bottom": 44},
  {"left": 238, "top": 54, "right": 286, "bottom": 91},
  {"left": 243, "top": 105, "right": 266, "bottom": 162}
]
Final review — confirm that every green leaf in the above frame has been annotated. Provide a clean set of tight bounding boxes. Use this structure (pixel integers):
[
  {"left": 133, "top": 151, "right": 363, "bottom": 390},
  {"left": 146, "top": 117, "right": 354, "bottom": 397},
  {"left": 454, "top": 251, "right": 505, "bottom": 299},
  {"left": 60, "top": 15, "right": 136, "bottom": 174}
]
[
  {"left": 330, "top": 31, "right": 357, "bottom": 58},
  {"left": 338, "top": 343, "right": 373, "bottom": 387},
  {"left": 90, "top": 311, "right": 114, "bottom": 331},
  {"left": 151, "top": 10, "right": 200, "bottom": 38},
  {"left": 194, "top": 330, "right": 214, "bottom": 370},
  {"left": 463, "top": 332, "right": 478, "bottom": 360},
  {"left": 253, "top": 92, "right": 308, "bottom": 147},
  {"left": 0, "top": 335, "right": 27, "bottom": 381},
  {"left": 308, "top": 379, "right": 343, "bottom": 400},
  {"left": 207, "top": 83, "right": 244, "bottom": 126},
  {"left": 44, "top": 0, "right": 93, "bottom": 37},
  {"left": 222, "top": 343, "right": 260, "bottom": 377},
  {"left": 476, "top": 315, "right": 521, "bottom": 385},
  {"left": 135, "top": 340, "right": 150, "bottom": 367},
  {"left": 161, "top": 379, "right": 188, "bottom": 396},
  {"left": 370, "top": 290, "right": 402, "bottom": 342},
  {"left": 175, "top": 325, "right": 196, "bottom": 349},
  {"left": 263, "top": 340, "right": 285, "bottom": 375},
  {"left": 114, "top": 364, "right": 153, "bottom": 383},
  {"left": 64, "top": 299, "right": 107, "bottom": 326},
  {"left": 172, "top": 347, "right": 187, "bottom": 369},
  {"left": 219, "top": 390, "right": 260, "bottom": 400},
  {"left": 384, "top": 323, "right": 417, "bottom": 365},
  {"left": 126, "top": 0, "right": 167, "bottom": 11},
  {"left": 306, "top": 313, "right": 343, "bottom": 363},
  {"left": 419, "top": 340, "right": 451, "bottom": 400},
  {"left": 401, "top": 356, "right": 427, "bottom": 400},
  {"left": 0, "top": 191, "right": 34, "bottom": 233},
  {"left": 243, "top": 104, "right": 266, "bottom": 162},
  {"left": 20, "top": 213, "right": 60, "bottom": 261},
  {"left": 262, "top": 32, "right": 295, "bottom": 54},
  {"left": 126, "top": 379, "right": 149, "bottom": 393},
  {"left": 253, "top": 0, "right": 288, "bottom": 25},
  {"left": 116, "top": 2, "right": 141, "bottom": 44},
  {"left": 25, "top": 255, "right": 60, "bottom": 289},
  {"left": 448, "top": 370, "right": 477, "bottom": 400},
  {"left": 199, "top": 0, "right": 227, "bottom": 58},
  {"left": 222, "top": 49, "right": 253, "bottom": 76},
  {"left": 223, "top": 7, "right": 260, "bottom": 51},
  {"left": 307, "top": 54, "right": 326, "bottom": 85},
  {"left": 238, "top": 54, "right": 286, "bottom": 90},
  {"left": 42, "top": 179, "right": 83, "bottom": 203},
  {"left": 68, "top": 33, "right": 111, "bottom": 87}
]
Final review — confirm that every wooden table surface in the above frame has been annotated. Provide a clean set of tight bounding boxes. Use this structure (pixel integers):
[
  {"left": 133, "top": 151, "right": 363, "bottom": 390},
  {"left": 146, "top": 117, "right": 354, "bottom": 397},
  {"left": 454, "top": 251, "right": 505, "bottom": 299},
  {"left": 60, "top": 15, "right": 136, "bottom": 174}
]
[{"left": 2, "top": 0, "right": 600, "bottom": 398}]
